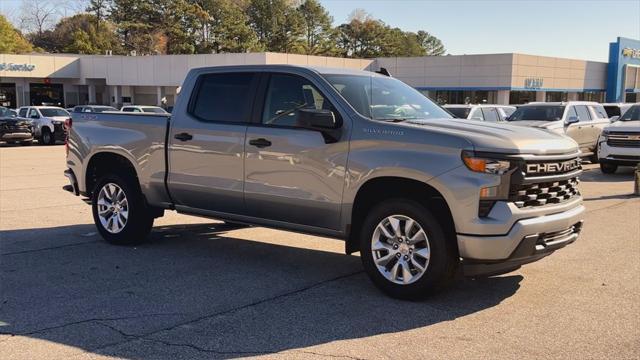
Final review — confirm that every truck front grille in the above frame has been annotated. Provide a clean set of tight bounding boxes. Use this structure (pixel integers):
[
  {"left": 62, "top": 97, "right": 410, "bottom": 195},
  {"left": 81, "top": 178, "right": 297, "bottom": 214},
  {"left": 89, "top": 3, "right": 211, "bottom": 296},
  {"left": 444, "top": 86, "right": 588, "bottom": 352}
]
[
  {"left": 607, "top": 132, "right": 640, "bottom": 148},
  {"left": 509, "top": 177, "right": 580, "bottom": 208}
]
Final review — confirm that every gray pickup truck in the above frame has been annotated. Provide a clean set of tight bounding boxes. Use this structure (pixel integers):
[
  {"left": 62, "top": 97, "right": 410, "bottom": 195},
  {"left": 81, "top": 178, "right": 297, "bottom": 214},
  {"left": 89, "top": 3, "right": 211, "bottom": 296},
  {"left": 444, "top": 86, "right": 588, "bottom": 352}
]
[{"left": 64, "top": 65, "right": 585, "bottom": 299}]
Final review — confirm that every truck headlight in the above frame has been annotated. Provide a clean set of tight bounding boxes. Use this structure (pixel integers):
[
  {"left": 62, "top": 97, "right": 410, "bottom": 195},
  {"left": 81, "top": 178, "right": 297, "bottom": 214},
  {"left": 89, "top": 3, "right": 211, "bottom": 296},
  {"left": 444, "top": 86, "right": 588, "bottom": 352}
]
[{"left": 461, "top": 151, "right": 511, "bottom": 175}]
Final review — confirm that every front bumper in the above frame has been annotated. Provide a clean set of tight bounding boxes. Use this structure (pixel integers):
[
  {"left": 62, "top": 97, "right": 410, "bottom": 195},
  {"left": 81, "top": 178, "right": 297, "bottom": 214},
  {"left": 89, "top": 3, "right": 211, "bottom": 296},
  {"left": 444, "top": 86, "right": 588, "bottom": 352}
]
[
  {"left": 1, "top": 132, "right": 33, "bottom": 141},
  {"left": 459, "top": 204, "right": 584, "bottom": 276},
  {"left": 598, "top": 139, "right": 640, "bottom": 165}
]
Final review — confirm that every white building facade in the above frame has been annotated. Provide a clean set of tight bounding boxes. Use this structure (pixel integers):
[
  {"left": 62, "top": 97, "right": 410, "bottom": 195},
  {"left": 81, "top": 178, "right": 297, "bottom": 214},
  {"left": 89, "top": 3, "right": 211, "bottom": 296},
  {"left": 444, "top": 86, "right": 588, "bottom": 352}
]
[{"left": 1, "top": 43, "right": 636, "bottom": 109}]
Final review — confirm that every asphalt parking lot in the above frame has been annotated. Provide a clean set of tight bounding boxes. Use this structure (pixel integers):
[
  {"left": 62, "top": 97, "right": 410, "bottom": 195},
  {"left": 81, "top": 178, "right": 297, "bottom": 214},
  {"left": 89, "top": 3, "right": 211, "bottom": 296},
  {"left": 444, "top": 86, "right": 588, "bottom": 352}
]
[{"left": 0, "top": 144, "right": 638, "bottom": 360}]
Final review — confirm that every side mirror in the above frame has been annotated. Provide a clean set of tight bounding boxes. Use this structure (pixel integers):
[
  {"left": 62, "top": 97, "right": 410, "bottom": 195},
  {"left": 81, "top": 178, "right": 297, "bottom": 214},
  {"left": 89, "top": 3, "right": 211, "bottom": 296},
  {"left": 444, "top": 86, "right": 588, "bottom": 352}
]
[
  {"left": 565, "top": 116, "right": 579, "bottom": 125},
  {"left": 298, "top": 108, "right": 340, "bottom": 129},
  {"left": 610, "top": 116, "right": 619, "bottom": 122},
  {"left": 297, "top": 108, "right": 342, "bottom": 143}
]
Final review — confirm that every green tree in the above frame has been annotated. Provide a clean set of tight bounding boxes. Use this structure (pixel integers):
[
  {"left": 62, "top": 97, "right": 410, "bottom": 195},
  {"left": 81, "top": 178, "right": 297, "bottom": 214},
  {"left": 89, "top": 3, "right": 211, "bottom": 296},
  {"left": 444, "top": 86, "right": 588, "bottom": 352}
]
[
  {"left": 247, "top": 0, "right": 303, "bottom": 53},
  {"left": 29, "top": 14, "right": 122, "bottom": 54},
  {"left": 161, "top": 0, "right": 208, "bottom": 54},
  {"left": 0, "top": 14, "right": 34, "bottom": 53},
  {"left": 197, "top": 0, "right": 259, "bottom": 53},
  {"left": 415, "top": 30, "right": 445, "bottom": 56},
  {"left": 86, "top": 0, "right": 111, "bottom": 32},
  {"left": 336, "top": 17, "right": 388, "bottom": 58},
  {"left": 297, "top": 0, "right": 335, "bottom": 55},
  {"left": 109, "top": 0, "right": 160, "bottom": 54}
]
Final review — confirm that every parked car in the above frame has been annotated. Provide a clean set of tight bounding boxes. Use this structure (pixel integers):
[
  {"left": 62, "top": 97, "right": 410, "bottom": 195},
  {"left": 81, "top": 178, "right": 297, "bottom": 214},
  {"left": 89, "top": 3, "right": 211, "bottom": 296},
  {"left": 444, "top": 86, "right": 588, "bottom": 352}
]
[
  {"left": 120, "top": 105, "right": 168, "bottom": 114},
  {"left": 64, "top": 65, "right": 585, "bottom": 299},
  {"left": 598, "top": 104, "right": 640, "bottom": 173},
  {"left": 602, "top": 103, "right": 633, "bottom": 120},
  {"left": 506, "top": 101, "right": 610, "bottom": 162},
  {"left": 0, "top": 106, "right": 33, "bottom": 145},
  {"left": 73, "top": 105, "right": 118, "bottom": 113},
  {"left": 17, "top": 106, "right": 69, "bottom": 145},
  {"left": 443, "top": 104, "right": 516, "bottom": 122}
]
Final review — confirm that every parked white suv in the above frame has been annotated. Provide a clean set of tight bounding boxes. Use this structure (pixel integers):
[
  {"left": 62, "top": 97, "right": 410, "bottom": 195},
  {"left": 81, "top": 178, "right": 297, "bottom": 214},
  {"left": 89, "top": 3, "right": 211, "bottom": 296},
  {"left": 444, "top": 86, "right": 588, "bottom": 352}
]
[
  {"left": 443, "top": 104, "right": 516, "bottom": 122},
  {"left": 120, "top": 105, "right": 168, "bottom": 114},
  {"left": 506, "top": 101, "right": 610, "bottom": 161},
  {"left": 598, "top": 104, "right": 640, "bottom": 173},
  {"left": 17, "top": 106, "right": 70, "bottom": 145}
]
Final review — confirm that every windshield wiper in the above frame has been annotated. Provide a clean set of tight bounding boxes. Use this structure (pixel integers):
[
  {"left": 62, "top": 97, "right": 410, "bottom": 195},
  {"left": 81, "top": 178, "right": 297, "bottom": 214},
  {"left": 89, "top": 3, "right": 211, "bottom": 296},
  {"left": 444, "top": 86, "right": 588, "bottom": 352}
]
[{"left": 376, "top": 117, "right": 416, "bottom": 123}]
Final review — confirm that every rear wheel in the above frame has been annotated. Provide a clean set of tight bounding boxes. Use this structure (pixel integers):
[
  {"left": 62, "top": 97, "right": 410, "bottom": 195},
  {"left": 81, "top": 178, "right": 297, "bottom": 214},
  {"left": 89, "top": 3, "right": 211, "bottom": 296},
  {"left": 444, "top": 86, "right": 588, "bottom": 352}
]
[
  {"left": 92, "top": 174, "right": 154, "bottom": 245},
  {"left": 600, "top": 162, "right": 617, "bottom": 174},
  {"left": 360, "top": 199, "right": 458, "bottom": 300}
]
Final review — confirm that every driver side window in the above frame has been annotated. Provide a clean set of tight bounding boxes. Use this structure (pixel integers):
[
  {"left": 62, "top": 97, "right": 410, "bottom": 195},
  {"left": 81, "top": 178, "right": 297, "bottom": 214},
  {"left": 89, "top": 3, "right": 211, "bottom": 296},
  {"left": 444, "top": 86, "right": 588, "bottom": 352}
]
[{"left": 262, "top": 74, "right": 337, "bottom": 127}]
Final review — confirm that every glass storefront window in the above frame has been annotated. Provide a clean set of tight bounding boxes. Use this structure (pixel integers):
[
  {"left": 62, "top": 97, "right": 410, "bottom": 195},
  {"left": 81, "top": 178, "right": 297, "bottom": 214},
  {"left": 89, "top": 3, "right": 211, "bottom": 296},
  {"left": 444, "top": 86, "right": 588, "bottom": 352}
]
[
  {"left": 0, "top": 84, "right": 17, "bottom": 108},
  {"left": 545, "top": 92, "right": 568, "bottom": 102},
  {"left": 578, "top": 91, "right": 605, "bottom": 102},
  {"left": 509, "top": 91, "right": 536, "bottom": 104},
  {"left": 30, "top": 83, "right": 65, "bottom": 107},
  {"left": 432, "top": 90, "right": 497, "bottom": 105}
]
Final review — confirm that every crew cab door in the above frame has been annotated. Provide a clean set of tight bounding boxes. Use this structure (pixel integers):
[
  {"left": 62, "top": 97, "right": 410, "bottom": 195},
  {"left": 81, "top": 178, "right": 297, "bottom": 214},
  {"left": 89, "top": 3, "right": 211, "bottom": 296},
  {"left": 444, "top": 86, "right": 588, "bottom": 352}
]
[
  {"left": 167, "top": 71, "right": 259, "bottom": 214},
  {"left": 563, "top": 106, "right": 588, "bottom": 150},
  {"left": 244, "top": 72, "right": 349, "bottom": 230}
]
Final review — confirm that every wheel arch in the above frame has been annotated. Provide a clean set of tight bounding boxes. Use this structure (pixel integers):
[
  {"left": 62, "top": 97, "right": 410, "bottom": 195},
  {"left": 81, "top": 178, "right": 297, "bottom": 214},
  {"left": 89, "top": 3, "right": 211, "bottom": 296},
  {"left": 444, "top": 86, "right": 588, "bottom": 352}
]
[
  {"left": 84, "top": 151, "right": 140, "bottom": 198},
  {"left": 346, "top": 176, "right": 457, "bottom": 256}
]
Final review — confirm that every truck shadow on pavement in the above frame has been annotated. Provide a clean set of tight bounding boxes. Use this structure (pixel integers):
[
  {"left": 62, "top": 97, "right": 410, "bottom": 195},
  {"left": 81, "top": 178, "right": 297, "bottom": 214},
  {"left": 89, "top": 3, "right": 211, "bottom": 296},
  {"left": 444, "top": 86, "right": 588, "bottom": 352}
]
[{"left": 0, "top": 223, "right": 522, "bottom": 359}]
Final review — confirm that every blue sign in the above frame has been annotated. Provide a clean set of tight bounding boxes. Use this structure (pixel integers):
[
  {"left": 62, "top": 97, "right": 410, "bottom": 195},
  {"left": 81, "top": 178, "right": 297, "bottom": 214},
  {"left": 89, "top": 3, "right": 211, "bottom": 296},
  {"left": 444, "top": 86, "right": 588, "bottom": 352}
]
[{"left": 606, "top": 37, "right": 640, "bottom": 102}]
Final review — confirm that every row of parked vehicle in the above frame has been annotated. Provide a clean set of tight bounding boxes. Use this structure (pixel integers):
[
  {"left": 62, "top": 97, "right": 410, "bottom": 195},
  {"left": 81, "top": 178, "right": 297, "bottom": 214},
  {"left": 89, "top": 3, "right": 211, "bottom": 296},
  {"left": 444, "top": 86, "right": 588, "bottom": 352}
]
[
  {"left": 443, "top": 101, "right": 640, "bottom": 174},
  {"left": 0, "top": 105, "right": 168, "bottom": 146}
]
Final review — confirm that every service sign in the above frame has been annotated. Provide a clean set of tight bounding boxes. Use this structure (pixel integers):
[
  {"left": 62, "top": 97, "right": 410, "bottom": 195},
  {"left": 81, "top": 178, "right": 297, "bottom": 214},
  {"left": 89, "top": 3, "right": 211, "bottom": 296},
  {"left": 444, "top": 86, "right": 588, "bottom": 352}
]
[{"left": 0, "top": 63, "right": 36, "bottom": 72}]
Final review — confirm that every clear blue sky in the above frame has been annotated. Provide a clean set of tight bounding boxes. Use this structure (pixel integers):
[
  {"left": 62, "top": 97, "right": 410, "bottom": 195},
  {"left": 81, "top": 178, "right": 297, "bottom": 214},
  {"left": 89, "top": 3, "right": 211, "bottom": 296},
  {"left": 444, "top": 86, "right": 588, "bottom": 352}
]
[
  {"left": 1, "top": 0, "right": 639, "bottom": 61},
  {"left": 319, "top": 0, "right": 640, "bottom": 61}
]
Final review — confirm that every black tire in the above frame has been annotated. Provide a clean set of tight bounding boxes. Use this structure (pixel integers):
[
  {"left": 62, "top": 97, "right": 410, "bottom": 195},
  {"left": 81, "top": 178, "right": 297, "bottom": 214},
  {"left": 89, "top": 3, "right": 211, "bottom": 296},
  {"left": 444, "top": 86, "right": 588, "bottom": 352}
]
[
  {"left": 91, "top": 174, "right": 154, "bottom": 245},
  {"left": 600, "top": 162, "right": 617, "bottom": 174},
  {"left": 20, "top": 140, "right": 33, "bottom": 146},
  {"left": 360, "top": 199, "right": 458, "bottom": 300},
  {"left": 589, "top": 153, "right": 599, "bottom": 164},
  {"left": 40, "top": 128, "right": 54, "bottom": 145}
]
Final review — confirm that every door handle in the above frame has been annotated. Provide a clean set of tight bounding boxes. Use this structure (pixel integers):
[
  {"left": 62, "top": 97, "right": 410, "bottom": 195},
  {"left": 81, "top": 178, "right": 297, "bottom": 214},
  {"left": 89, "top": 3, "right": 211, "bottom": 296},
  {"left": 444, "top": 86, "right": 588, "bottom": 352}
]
[
  {"left": 174, "top": 132, "right": 193, "bottom": 141},
  {"left": 249, "top": 138, "right": 272, "bottom": 148}
]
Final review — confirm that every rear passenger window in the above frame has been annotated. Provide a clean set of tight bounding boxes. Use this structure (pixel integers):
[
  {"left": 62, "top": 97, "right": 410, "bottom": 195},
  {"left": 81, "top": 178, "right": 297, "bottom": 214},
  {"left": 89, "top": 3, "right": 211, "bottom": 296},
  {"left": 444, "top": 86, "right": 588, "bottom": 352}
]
[
  {"left": 481, "top": 107, "right": 499, "bottom": 122},
  {"left": 575, "top": 105, "right": 591, "bottom": 122},
  {"left": 19, "top": 108, "right": 27, "bottom": 117},
  {"left": 190, "top": 72, "right": 256, "bottom": 123},
  {"left": 589, "top": 105, "right": 608, "bottom": 119}
]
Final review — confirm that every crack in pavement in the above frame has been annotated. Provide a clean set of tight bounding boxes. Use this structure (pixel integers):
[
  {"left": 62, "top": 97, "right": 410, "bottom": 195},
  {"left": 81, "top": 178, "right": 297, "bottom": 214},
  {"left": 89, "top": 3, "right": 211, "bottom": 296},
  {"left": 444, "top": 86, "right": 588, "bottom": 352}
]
[
  {"left": 1, "top": 313, "right": 188, "bottom": 338},
  {"left": 0, "top": 240, "right": 101, "bottom": 256},
  {"left": 81, "top": 270, "right": 365, "bottom": 356},
  {"left": 586, "top": 198, "right": 639, "bottom": 213}
]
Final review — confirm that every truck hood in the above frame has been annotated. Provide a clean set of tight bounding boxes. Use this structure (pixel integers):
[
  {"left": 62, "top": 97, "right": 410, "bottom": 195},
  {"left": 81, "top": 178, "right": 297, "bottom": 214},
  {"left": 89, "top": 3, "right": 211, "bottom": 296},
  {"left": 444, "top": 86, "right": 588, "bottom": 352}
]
[
  {"left": 604, "top": 120, "right": 640, "bottom": 132},
  {"left": 404, "top": 118, "right": 578, "bottom": 155},
  {"left": 504, "top": 120, "right": 560, "bottom": 128}
]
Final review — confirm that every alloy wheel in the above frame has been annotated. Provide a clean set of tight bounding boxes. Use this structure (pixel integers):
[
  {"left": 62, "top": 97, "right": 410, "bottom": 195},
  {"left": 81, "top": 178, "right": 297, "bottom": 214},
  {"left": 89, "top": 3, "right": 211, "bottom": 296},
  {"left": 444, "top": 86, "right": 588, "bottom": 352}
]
[
  {"left": 371, "top": 215, "right": 431, "bottom": 285},
  {"left": 97, "top": 183, "right": 129, "bottom": 234}
]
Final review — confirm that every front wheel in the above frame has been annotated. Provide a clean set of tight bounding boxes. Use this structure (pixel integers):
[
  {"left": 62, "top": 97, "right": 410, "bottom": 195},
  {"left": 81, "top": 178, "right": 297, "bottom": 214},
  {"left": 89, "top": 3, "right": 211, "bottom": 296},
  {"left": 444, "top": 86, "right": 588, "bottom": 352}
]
[
  {"left": 360, "top": 199, "right": 458, "bottom": 300},
  {"left": 39, "top": 128, "right": 54, "bottom": 145},
  {"left": 600, "top": 162, "right": 617, "bottom": 174},
  {"left": 92, "top": 174, "right": 154, "bottom": 245}
]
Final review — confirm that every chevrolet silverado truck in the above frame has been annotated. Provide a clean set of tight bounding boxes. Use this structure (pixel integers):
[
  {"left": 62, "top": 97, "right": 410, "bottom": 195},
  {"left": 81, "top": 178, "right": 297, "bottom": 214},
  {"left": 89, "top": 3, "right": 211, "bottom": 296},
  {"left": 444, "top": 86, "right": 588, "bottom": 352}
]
[{"left": 64, "top": 65, "right": 585, "bottom": 299}]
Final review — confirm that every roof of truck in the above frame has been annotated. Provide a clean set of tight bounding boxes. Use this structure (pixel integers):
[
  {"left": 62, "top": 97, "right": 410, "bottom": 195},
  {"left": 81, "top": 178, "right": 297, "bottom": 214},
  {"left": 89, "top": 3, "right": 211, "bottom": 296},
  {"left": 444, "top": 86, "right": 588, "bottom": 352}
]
[{"left": 192, "top": 64, "right": 386, "bottom": 77}]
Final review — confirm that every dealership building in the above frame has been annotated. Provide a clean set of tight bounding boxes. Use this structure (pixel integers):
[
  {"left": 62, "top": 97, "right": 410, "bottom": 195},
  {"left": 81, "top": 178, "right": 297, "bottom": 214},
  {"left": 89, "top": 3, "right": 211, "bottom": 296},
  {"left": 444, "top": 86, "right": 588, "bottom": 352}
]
[{"left": 0, "top": 37, "right": 638, "bottom": 109}]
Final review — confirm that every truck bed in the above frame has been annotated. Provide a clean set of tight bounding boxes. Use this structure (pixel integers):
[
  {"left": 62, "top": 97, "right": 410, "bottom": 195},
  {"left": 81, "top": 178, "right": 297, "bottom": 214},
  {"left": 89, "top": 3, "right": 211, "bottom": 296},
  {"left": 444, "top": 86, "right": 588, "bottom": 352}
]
[{"left": 69, "top": 111, "right": 172, "bottom": 206}]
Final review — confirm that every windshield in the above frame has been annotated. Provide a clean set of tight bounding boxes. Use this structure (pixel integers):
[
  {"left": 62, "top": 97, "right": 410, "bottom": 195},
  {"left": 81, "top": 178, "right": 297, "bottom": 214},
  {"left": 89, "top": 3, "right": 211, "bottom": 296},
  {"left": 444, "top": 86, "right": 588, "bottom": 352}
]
[
  {"left": 619, "top": 105, "right": 640, "bottom": 121},
  {"left": 142, "top": 107, "right": 167, "bottom": 114},
  {"left": 322, "top": 74, "right": 451, "bottom": 121},
  {"left": 445, "top": 107, "right": 471, "bottom": 119},
  {"left": 508, "top": 106, "right": 565, "bottom": 121},
  {"left": 0, "top": 107, "right": 16, "bottom": 118},
  {"left": 603, "top": 106, "right": 621, "bottom": 118},
  {"left": 40, "top": 108, "right": 69, "bottom": 117}
]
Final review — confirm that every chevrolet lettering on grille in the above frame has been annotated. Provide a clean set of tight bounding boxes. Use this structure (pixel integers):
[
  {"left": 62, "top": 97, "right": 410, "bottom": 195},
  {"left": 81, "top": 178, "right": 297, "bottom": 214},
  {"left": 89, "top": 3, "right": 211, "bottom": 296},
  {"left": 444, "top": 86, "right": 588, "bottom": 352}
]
[{"left": 526, "top": 159, "right": 581, "bottom": 175}]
